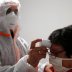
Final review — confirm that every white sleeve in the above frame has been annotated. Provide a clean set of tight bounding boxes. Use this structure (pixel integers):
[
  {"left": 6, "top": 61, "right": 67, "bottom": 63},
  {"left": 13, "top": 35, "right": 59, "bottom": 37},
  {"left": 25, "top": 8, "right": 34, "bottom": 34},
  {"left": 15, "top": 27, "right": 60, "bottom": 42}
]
[
  {"left": 16, "top": 37, "right": 29, "bottom": 57},
  {"left": 0, "top": 55, "right": 36, "bottom": 72},
  {"left": 0, "top": 65, "right": 15, "bottom": 72},
  {"left": 38, "top": 54, "right": 49, "bottom": 72},
  {"left": 13, "top": 55, "right": 37, "bottom": 72},
  {"left": 38, "top": 61, "right": 48, "bottom": 72}
]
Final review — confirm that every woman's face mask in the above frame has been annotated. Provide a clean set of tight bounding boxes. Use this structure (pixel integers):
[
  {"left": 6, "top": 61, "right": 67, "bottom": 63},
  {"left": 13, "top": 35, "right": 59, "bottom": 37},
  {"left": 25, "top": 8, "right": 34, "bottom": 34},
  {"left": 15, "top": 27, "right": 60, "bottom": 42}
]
[
  {"left": 49, "top": 55, "right": 72, "bottom": 72},
  {"left": 4, "top": 11, "right": 18, "bottom": 30}
]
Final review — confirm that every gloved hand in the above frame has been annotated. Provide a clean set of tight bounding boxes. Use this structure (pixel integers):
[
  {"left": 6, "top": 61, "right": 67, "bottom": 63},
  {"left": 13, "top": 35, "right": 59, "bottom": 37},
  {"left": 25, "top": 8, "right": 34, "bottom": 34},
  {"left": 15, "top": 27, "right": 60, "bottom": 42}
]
[{"left": 27, "top": 39, "right": 48, "bottom": 67}]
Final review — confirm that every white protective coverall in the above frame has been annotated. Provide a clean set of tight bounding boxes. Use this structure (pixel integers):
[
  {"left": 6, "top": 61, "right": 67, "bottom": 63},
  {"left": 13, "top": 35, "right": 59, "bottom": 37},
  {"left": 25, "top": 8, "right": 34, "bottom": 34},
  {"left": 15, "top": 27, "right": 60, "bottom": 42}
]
[{"left": 0, "top": 0, "right": 36, "bottom": 72}]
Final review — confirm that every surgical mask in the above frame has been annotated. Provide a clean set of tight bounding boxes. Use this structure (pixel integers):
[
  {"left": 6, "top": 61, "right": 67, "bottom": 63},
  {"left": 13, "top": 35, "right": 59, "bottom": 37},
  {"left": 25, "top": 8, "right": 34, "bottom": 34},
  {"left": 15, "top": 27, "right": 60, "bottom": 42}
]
[
  {"left": 49, "top": 55, "right": 72, "bottom": 72},
  {"left": 3, "top": 12, "right": 18, "bottom": 31}
]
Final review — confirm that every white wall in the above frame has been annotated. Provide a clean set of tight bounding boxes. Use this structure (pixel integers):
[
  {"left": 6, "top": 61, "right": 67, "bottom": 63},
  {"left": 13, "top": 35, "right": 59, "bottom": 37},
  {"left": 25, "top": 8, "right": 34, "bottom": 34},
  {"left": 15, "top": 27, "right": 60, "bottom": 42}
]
[{"left": 19, "top": 0, "right": 72, "bottom": 44}]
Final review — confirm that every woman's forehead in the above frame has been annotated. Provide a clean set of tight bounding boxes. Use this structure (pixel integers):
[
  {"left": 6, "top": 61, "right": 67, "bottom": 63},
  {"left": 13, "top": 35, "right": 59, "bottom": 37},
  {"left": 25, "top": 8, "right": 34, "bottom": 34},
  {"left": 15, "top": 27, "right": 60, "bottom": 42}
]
[{"left": 9, "top": 5, "right": 18, "bottom": 10}]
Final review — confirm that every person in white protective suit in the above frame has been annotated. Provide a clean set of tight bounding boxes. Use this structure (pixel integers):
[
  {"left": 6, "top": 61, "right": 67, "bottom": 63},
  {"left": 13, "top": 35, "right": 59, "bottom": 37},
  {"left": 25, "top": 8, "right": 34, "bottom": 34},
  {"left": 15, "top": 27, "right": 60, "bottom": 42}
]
[
  {"left": 0, "top": 0, "right": 29, "bottom": 66},
  {"left": 0, "top": 0, "right": 48, "bottom": 72}
]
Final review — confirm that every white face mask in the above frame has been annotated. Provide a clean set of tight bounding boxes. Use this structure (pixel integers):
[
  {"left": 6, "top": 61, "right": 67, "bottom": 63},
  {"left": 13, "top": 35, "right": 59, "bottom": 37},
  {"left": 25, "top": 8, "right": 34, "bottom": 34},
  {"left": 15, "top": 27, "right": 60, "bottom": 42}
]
[
  {"left": 49, "top": 55, "right": 72, "bottom": 72},
  {"left": 3, "top": 12, "right": 18, "bottom": 31}
]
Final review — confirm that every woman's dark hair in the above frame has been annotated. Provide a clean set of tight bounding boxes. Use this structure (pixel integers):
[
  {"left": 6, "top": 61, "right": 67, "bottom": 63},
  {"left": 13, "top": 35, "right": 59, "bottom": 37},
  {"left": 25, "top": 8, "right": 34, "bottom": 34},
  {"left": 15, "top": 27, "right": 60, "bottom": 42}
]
[{"left": 48, "top": 25, "right": 72, "bottom": 58}]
